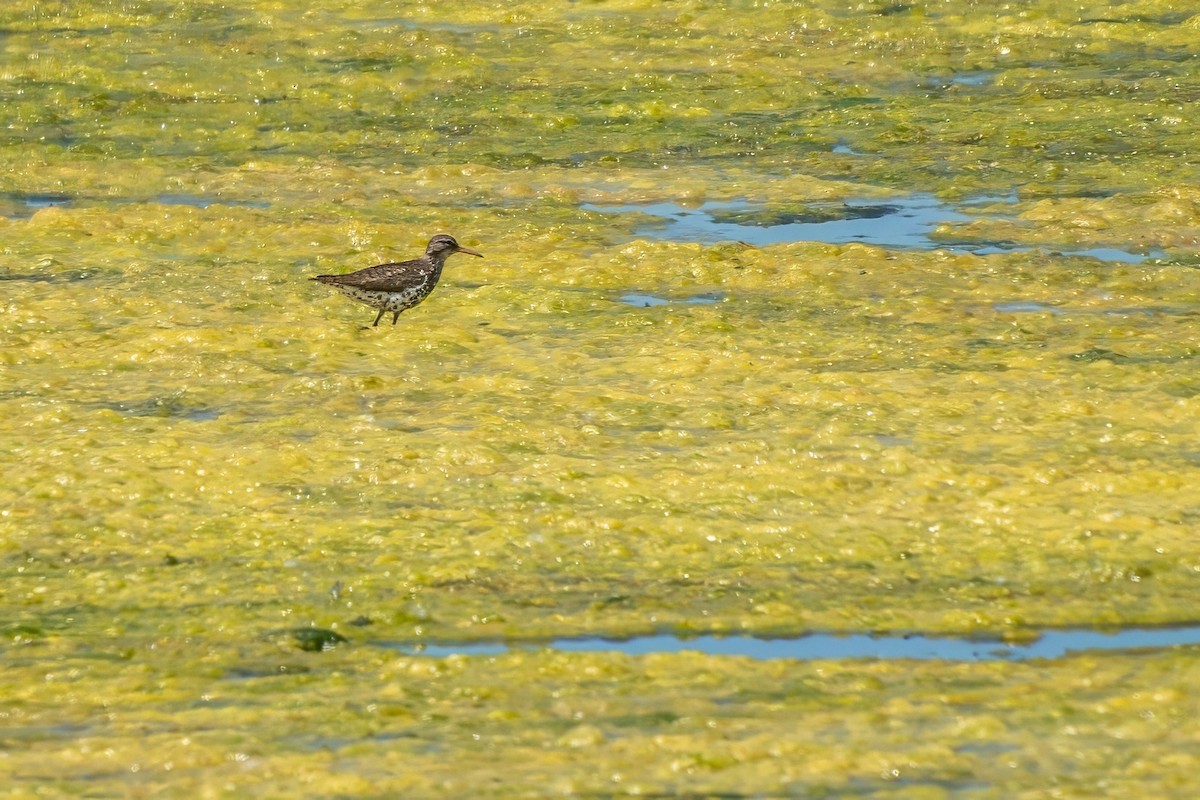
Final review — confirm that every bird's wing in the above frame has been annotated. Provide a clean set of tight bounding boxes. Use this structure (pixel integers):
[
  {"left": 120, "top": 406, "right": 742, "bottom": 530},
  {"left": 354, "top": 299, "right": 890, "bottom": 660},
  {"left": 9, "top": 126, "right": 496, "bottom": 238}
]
[{"left": 322, "top": 259, "right": 431, "bottom": 292}]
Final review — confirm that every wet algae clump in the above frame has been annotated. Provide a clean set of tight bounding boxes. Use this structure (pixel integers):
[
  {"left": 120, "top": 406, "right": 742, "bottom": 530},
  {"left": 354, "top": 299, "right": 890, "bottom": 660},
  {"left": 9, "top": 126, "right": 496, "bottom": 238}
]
[
  {"left": 706, "top": 202, "right": 903, "bottom": 227},
  {"left": 287, "top": 628, "right": 349, "bottom": 653},
  {"left": 2, "top": 0, "right": 1200, "bottom": 796}
]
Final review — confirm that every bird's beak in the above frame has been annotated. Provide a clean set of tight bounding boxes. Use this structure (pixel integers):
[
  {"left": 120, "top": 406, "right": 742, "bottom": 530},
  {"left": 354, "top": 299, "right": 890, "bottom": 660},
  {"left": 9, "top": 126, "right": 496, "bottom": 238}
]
[{"left": 457, "top": 245, "right": 484, "bottom": 258}]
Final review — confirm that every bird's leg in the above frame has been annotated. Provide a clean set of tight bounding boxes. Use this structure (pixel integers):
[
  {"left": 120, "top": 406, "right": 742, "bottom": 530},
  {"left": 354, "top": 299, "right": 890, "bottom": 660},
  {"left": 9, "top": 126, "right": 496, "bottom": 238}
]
[
  {"left": 392, "top": 310, "right": 401, "bottom": 325},
  {"left": 373, "top": 309, "right": 386, "bottom": 327}
]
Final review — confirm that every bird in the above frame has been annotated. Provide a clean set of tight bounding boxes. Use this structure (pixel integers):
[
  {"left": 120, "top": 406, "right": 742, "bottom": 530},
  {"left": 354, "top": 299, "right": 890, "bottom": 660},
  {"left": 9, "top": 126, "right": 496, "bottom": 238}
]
[{"left": 311, "top": 234, "right": 483, "bottom": 326}]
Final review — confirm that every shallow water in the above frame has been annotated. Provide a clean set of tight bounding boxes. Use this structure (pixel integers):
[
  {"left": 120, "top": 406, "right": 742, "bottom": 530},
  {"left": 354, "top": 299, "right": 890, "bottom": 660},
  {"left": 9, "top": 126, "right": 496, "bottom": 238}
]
[
  {"left": 584, "top": 194, "right": 1167, "bottom": 262},
  {"left": 386, "top": 624, "right": 1200, "bottom": 662},
  {"left": 618, "top": 291, "right": 722, "bottom": 308}
]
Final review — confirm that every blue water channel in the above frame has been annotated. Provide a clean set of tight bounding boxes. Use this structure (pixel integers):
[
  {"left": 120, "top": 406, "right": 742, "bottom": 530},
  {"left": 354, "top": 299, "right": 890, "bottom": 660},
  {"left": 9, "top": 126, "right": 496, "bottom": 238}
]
[
  {"left": 585, "top": 193, "right": 1163, "bottom": 264},
  {"left": 380, "top": 624, "right": 1200, "bottom": 662}
]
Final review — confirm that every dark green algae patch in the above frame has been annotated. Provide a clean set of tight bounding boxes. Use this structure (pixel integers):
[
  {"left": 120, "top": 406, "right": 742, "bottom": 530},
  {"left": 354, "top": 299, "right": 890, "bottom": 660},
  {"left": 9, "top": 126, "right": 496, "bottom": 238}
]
[{"left": 3, "top": 0, "right": 1200, "bottom": 796}]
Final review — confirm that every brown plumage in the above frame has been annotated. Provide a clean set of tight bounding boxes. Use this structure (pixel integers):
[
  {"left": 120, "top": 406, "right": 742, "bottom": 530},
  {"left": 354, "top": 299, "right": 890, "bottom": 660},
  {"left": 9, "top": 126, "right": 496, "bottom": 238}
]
[{"left": 312, "top": 234, "right": 483, "bottom": 326}]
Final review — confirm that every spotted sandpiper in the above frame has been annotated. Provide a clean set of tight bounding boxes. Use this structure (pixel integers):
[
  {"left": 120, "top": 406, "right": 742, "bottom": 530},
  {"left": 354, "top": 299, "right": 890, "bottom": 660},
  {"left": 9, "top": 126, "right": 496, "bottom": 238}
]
[{"left": 312, "top": 234, "right": 483, "bottom": 326}]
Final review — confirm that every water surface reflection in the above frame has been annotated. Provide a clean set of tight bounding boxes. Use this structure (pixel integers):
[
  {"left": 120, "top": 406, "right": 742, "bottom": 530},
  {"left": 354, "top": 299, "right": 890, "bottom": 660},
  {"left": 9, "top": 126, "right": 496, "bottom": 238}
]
[{"left": 382, "top": 624, "right": 1200, "bottom": 662}]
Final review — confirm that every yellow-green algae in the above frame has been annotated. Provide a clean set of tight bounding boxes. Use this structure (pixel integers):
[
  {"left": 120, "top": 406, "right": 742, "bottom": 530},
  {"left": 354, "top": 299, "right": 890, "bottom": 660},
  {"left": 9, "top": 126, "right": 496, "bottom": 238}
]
[
  {"left": 5, "top": 645, "right": 1200, "bottom": 797},
  {"left": 2, "top": 0, "right": 1200, "bottom": 796}
]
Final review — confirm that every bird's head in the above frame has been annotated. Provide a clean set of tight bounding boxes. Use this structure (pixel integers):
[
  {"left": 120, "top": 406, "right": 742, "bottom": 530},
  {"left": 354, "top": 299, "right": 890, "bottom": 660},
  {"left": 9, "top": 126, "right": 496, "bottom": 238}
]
[{"left": 427, "top": 234, "right": 483, "bottom": 261}]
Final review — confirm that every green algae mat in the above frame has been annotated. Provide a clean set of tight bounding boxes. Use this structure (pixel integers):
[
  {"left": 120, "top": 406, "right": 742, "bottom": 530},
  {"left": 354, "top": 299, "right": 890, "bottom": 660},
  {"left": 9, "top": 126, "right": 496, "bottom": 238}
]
[{"left": 2, "top": 0, "right": 1199, "bottom": 796}]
